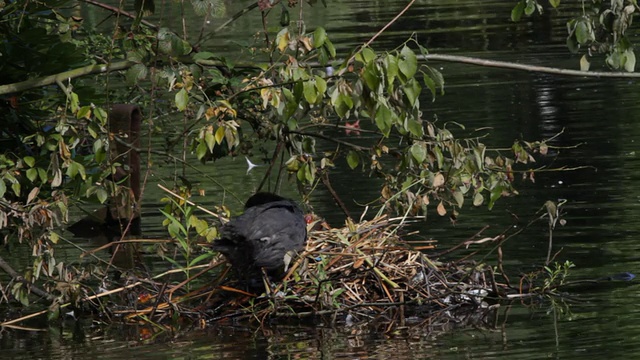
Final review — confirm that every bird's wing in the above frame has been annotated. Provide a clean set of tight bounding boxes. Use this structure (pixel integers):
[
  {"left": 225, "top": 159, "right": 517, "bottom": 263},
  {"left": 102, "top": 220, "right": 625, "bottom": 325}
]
[{"left": 242, "top": 201, "right": 306, "bottom": 244}]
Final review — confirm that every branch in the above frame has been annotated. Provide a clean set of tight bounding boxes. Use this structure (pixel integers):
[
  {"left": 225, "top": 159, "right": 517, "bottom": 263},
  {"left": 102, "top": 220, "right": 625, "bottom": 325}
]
[
  {"left": 80, "top": 0, "right": 159, "bottom": 29},
  {"left": 421, "top": 54, "right": 640, "bottom": 78},
  {"left": 0, "top": 61, "right": 136, "bottom": 95},
  {"left": 288, "top": 130, "right": 370, "bottom": 152},
  {"left": 8, "top": 51, "right": 639, "bottom": 97},
  {"left": 0, "top": 254, "right": 56, "bottom": 301}
]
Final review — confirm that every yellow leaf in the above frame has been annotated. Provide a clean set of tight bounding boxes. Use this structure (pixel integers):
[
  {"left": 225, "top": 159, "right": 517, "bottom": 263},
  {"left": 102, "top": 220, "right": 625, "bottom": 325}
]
[
  {"left": 214, "top": 126, "right": 225, "bottom": 145},
  {"left": 580, "top": 54, "right": 590, "bottom": 71},
  {"left": 277, "top": 28, "right": 290, "bottom": 53}
]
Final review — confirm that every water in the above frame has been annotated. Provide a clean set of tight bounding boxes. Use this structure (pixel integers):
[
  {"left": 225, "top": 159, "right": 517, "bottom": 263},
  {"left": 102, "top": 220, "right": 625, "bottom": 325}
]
[{"left": 4, "top": 0, "right": 640, "bottom": 358}]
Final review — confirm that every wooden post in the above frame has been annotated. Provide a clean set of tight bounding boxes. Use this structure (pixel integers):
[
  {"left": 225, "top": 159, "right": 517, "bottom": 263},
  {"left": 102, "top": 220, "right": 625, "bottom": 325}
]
[{"left": 108, "top": 104, "right": 142, "bottom": 235}]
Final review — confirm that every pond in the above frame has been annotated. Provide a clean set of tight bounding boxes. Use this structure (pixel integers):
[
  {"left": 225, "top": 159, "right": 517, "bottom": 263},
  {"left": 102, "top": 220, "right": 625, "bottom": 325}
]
[{"left": 4, "top": 0, "right": 640, "bottom": 358}]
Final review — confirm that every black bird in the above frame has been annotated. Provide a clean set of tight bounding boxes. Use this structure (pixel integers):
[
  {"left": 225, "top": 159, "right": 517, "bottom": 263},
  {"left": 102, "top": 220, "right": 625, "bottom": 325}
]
[{"left": 212, "top": 192, "right": 307, "bottom": 285}]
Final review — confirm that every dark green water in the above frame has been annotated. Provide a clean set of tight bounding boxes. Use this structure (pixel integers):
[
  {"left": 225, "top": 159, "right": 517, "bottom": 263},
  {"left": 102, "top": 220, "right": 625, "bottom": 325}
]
[{"left": 4, "top": 0, "right": 640, "bottom": 358}]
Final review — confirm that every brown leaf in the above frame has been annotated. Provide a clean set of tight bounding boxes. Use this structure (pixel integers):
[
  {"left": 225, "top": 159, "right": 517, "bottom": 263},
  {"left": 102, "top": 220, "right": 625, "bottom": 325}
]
[{"left": 437, "top": 201, "right": 447, "bottom": 216}]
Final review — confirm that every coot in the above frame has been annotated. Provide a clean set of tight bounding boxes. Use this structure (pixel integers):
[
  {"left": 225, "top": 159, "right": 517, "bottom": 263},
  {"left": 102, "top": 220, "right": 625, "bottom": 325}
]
[{"left": 212, "top": 192, "right": 307, "bottom": 283}]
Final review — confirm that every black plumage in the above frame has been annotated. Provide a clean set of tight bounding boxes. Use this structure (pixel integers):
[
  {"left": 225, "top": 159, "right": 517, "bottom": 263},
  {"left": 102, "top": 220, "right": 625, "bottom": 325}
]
[{"left": 212, "top": 192, "right": 307, "bottom": 283}]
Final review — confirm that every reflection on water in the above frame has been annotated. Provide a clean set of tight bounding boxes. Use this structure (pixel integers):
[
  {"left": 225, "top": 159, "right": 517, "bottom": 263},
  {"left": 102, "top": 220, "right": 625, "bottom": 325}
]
[{"left": 6, "top": 0, "right": 640, "bottom": 359}]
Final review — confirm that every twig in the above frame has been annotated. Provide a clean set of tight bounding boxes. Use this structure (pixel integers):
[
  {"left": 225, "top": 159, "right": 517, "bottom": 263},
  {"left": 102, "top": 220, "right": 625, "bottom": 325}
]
[
  {"left": 0, "top": 254, "right": 56, "bottom": 301},
  {"left": 320, "top": 172, "right": 352, "bottom": 219},
  {"left": 157, "top": 184, "right": 229, "bottom": 222},
  {"left": 339, "top": 0, "right": 418, "bottom": 76},
  {"left": 288, "top": 130, "right": 370, "bottom": 151},
  {"left": 80, "top": 0, "right": 159, "bottom": 29}
]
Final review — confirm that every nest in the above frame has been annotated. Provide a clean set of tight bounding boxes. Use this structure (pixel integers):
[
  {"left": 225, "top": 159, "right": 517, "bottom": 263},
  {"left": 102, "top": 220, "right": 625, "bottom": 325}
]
[{"left": 203, "top": 215, "right": 505, "bottom": 326}]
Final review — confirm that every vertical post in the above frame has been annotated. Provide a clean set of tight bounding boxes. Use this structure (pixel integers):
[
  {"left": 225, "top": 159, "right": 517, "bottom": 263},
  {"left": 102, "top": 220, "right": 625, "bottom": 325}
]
[{"left": 108, "top": 104, "right": 142, "bottom": 235}]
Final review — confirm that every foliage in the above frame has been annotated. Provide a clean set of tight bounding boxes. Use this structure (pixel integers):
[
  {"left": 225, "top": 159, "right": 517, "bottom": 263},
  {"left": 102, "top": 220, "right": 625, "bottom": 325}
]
[
  {"left": 520, "top": 260, "right": 576, "bottom": 294},
  {"left": 0, "top": 0, "right": 551, "bottom": 313},
  {"left": 159, "top": 188, "right": 217, "bottom": 288},
  {"left": 512, "top": 0, "right": 638, "bottom": 72}
]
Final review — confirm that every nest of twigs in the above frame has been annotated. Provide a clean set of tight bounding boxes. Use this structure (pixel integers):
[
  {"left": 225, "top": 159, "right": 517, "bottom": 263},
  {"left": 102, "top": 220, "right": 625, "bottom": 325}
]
[{"left": 203, "top": 215, "right": 505, "bottom": 325}]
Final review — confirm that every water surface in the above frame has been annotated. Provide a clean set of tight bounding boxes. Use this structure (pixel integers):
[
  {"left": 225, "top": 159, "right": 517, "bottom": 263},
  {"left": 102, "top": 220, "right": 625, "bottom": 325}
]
[{"left": 4, "top": 0, "right": 640, "bottom": 358}]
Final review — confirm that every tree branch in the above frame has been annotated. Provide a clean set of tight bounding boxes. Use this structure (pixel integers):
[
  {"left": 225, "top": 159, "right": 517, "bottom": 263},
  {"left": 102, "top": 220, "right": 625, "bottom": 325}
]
[
  {"left": 0, "top": 61, "right": 136, "bottom": 95},
  {"left": 420, "top": 54, "right": 640, "bottom": 78}
]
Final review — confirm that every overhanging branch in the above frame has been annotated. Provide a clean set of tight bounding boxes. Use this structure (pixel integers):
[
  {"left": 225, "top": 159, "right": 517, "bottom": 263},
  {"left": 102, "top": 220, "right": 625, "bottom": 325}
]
[{"left": 0, "top": 60, "right": 136, "bottom": 95}]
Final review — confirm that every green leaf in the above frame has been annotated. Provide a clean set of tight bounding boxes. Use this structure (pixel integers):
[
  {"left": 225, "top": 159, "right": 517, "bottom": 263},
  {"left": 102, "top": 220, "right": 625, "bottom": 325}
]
[
  {"left": 566, "top": 35, "right": 579, "bottom": 54},
  {"left": 575, "top": 21, "right": 589, "bottom": 45},
  {"left": 424, "top": 66, "right": 445, "bottom": 96},
  {"left": 524, "top": 0, "right": 536, "bottom": 16},
  {"left": 410, "top": 143, "right": 426, "bottom": 164},
  {"left": 11, "top": 181, "right": 20, "bottom": 196},
  {"left": 26, "top": 168, "right": 37, "bottom": 182},
  {"left": 347, "top": 150, "right": 359, "bottom": 169},
  {"left": 511, "top": 1, "right": 525, "bottom": 22},
  {"left": 624, "top": 49, "right": 636, "bottom": 72},
  {"left": 207, "top": 68, "right": 228, "bottom": 85},
  {"left": 473, "top": 144, "right": 485, "bottom": 170},
  {"left": 453, "top": 190, "right": 464, "bottom": 208},
  {"left": 473, "top": 192, "right": 484, "bottom": 206},
  {"left": 24, "top": 156, "right": 35, "bottom": 167},
  {"left": 175, "top": 88, "right": 189, "bottom": 111},
  {"left": 356, "top": 47, "right": 376, "bottom": 64},
  {"left": 315, "top": 75, "right": 327, "bottom": 95},
  {"left": 324, "top": 37, "right": 336, "bottom": 58},
  {"left": 363, "top": 63, "right": 381, "bottom": 91},
  {"left": 76, "top": 162, "right": 86, "bottom": 180},
  {"left": 205, "top": 131, "right": 215, "bottom": 151},
  {"left": 407, "top": 119, "right": 424, "bottom": 138},
  {"left": 384, "top": 55, "right": 399, "bottom": 86},
  {"left": 297, "top": 165, "right": 306, "bottom": 182},
  {"left": 375, "top": 104, "right": 392, "bottom": 137},
  {"left": 97, "top": 188, "right": 108, "bottom": 204},
  {"left": 335, "top": 93, "right": 353, "bottom": 118},
  {"left": 0, "top": 180, "right": 5, "bottom": 199},
  {"left": 488, "top": 185, "right": 504, "bottom": 210},
  {"left": 160, "top": 210, "right": 188, "bottom": 238},
  {"left": 423, "top": 75, "right": 436, "bottom": 100},
  {"left": 196, "top": 141, "right": 207, "bottom": 160},
  {"left": 193, "top": 51, "right": 215, "bottom": 60},
  {"left": 37, "top": 168, "right": 48, "bottom": 183},
  {"left": 404, "top": 78, "right": 421, "bottom": 108},
  {"left": 313, "top": 27, "right": 327, "bottom": 48},
  {"left": 549, "top": 0, "right": 560, "bottom": 8},
  {"left": 189, "top": 252, "right": 215, "bottom": 267},
  {"left": 303, "top": 80, "right": 318, "bottom": 104},
  {"left": 399, "top": 46, "right": 418, "bottom": 80}
]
